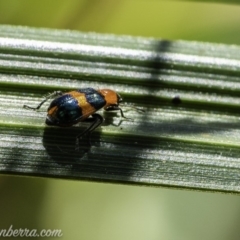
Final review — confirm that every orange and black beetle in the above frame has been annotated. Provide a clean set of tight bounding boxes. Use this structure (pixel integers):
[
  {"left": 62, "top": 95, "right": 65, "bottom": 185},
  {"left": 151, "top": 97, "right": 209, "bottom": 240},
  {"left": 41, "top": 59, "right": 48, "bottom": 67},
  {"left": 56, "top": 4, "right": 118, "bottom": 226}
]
[{"left": 23, "top": 88, "right": 126, "bottom": 143}]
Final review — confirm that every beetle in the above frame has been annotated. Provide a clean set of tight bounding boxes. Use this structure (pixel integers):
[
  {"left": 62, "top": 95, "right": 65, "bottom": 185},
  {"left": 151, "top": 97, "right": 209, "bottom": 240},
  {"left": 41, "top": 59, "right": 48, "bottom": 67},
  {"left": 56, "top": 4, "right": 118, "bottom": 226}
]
[{"left": 23, "top": 88, "right": 126, "bottom": 146}]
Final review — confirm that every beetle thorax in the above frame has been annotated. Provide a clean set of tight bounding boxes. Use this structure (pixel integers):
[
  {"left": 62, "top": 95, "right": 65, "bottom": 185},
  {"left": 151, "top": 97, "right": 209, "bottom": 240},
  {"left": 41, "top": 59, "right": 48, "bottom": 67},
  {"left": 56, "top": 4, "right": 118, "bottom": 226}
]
[{"left": 98, "top": 89, "right": 119, "bottom": 107}]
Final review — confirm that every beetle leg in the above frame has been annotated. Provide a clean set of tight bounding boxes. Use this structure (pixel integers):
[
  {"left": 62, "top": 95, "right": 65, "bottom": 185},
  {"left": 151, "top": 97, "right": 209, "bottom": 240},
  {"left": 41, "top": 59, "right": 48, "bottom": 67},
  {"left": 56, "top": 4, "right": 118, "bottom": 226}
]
[
  {"left": 105, "top": 105, "right": 130, "bottom": 119},
  {"left": 23, "top": 91, "right": 63, "bottom": 110},
  {"left": 76, "top": 113, "right": 103, "bottom": 147}
]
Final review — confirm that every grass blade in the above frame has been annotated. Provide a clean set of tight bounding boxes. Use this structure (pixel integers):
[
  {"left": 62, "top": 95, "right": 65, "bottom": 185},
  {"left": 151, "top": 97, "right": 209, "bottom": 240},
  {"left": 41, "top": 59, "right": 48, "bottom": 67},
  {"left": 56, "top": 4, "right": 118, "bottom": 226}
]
[{"left": 1, "top": 25, "right": 240, "bottom": 193}]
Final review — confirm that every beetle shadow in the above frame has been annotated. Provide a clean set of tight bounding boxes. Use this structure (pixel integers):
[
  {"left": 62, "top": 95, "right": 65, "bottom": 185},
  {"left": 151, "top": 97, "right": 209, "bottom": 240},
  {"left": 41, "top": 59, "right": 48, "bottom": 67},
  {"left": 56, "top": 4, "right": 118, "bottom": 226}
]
[
  {"left": 102, "top": 111, "right": 127, "bottom": 127},
  {"left": 42, "top": 125, "right": 101, "bottom": 164}
]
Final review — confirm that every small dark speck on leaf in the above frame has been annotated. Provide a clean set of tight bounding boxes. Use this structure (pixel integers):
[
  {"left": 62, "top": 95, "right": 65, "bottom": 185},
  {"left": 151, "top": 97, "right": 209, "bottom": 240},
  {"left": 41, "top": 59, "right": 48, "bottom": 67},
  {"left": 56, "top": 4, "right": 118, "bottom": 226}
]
[{"left": 172, "top": 95, "right": 182, "bottom": 105}]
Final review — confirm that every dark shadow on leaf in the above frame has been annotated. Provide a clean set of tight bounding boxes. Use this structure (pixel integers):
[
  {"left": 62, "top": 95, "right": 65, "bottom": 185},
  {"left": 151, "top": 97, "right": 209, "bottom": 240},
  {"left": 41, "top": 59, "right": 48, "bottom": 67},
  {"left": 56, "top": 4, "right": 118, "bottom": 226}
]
[{"left": 42, "top": 125, "right": 96, "bottom": 164}]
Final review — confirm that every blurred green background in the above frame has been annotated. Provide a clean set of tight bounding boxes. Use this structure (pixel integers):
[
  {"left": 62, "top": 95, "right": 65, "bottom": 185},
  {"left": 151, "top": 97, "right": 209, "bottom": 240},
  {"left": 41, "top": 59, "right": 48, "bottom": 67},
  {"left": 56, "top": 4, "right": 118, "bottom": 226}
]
[{"left": 1, "top": 0, "right": 240, "bottom": 239}]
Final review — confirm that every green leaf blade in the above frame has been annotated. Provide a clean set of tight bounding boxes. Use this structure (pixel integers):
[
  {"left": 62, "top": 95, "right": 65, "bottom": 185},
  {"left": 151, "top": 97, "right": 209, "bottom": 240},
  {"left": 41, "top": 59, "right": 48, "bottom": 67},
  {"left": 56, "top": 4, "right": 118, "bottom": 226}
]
[{"left": 1, "top": 25, "right": 240, "bottom": 193}]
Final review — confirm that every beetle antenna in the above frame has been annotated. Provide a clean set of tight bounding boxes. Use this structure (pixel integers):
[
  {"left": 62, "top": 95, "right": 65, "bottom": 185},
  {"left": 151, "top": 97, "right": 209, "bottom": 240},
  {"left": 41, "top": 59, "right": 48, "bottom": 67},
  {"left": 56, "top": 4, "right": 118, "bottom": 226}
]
[{"left": 121, "top": 103, "right": 145, "bottom": 113}]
